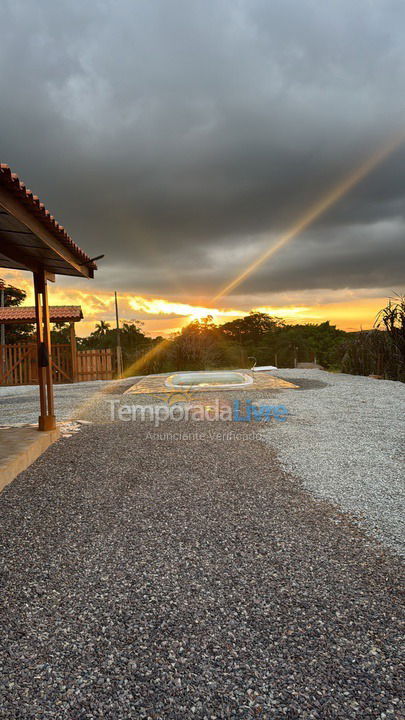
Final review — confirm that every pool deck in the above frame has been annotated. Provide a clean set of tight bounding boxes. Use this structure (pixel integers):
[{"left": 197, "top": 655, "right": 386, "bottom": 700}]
[{"left": 124, "top": 370, "right": 298, "bottom": 395}]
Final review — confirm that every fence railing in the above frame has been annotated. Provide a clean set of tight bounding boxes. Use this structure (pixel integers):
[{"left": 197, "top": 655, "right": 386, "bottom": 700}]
[{"left": 0, "top": 344, "right": 116, "bottom": 385}]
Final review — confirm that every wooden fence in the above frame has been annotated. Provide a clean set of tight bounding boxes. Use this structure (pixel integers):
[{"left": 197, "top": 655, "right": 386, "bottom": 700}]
[
  {"left": 77, "top": 348, "right": 115, "bottom": 382},
  {"left": 0, "top": 344, "right": 37, "bottom": 386},
  {"left": 0, "top": 344, "right": 116, "bottom": 385},
  {"left": 52, "top": 344, "right": 74, "bottom": 384}
]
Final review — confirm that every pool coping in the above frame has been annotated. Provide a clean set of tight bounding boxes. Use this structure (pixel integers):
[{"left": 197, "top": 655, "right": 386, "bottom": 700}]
[{"left": 124, "top": 370, "right": 299, "bottom": 395}]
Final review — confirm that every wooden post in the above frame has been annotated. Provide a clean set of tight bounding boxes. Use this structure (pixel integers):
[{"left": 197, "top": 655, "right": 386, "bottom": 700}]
[
  {"left": 114, "top": 291, "right": 123, "bottom": 377},
  {"left": 114, "top": 291, "right": 121, "bottom": 376},
  {"left": 34, "top": 272, "right": 47, "bottom": 427},
  {"left": 34, "top": 270, "right": 56, "bottom": 430},
  {"left": 42, "top": 273, "right": 54, "bottom": 420},
  {"left": 70, "top": 321, "right": 78, "bottom": 382},
  {"left": 0, "top": 282, "right": 5, "bottom": 377}
]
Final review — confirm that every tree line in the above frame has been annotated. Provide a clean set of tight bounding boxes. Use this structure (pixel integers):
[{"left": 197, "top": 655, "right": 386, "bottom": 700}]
[
  {"left": 1, "top": 279, "right": 404, "bottom": 381},
  {"left": 74, "top": 302, "right": 405, "bottom": 381}
]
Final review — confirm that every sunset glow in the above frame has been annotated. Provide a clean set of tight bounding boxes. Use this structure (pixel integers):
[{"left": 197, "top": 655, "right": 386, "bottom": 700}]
[
  {"left": 128, "top": 297, "right": 243, "bottom": 322},
  {"left": 1, "top": 269, "right": 391, "bottom": 338}
]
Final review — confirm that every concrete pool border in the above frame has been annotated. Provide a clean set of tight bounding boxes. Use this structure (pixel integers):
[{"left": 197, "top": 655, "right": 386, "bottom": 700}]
[{"left": 124, "top": 370, "right": 299, "bottom": 395}]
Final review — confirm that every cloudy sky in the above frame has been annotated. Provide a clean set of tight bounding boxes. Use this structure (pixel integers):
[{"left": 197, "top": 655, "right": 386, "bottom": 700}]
[{"left": 1, "top": 0, "right": 404, "bottom": 335}]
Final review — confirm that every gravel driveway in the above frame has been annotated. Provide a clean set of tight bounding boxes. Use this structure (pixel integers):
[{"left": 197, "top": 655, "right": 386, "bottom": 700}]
[
  {"left": 0, "top": 407, "right": 403, "bottom": 719},
  {"left": 259, "top": 369, "right": 405, "bottom": 557},
  {"left": 0, "top": 379, "right": 124, "bottom": 426}
]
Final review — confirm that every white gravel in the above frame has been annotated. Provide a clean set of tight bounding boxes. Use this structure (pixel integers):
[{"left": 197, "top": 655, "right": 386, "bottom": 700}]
[{"left": 258, "top": 369, "right": 405, "bottom": 556}]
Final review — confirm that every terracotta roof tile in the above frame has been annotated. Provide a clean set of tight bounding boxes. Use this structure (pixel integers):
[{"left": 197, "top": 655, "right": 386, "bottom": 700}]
[
  {"left": 0, "top": 165, "right": 97, "bottom": 270},
  {"left": 0, "top": 305, "right": 83, "bottom": 324}
]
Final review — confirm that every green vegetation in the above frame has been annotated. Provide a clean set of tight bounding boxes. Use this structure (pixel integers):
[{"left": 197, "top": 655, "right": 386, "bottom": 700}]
[
  {"left": 0, "top": 280, "right": 34, "bottom": 344},
  {"left": 2, "top": 278, "right": 404, "bottom": 381},
  {"left": 338, "top": 295, "right": 405, "bottom": 382},
  {"left": 73, "top": 305, "right": 405, "bottom": 381}
]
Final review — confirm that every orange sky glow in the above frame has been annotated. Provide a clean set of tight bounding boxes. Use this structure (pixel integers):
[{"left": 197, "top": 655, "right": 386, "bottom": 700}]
[{"left": 1, "top": 269, "right": 392, "bottom": 338}]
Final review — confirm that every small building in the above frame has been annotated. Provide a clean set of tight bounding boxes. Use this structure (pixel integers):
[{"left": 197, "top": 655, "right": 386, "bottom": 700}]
[{"left": 0, "top": 304, "right": 83, "bottom": 384}]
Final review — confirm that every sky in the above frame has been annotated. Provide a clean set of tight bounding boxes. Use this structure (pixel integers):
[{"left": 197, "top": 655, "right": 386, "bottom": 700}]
[{"left": 1, "top": 0, "right": 404, "bottom": 336}]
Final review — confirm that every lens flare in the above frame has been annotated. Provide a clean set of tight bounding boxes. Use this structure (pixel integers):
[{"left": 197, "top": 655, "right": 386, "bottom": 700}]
[
  {"left": 68, "top": 130, "right": 405, "bottom": 421},
  {"left": 121, "top": 338, "right": 171, "bottom": 377},
  {"left": 213, "top": 130, "right": 405, "bottom": 302}
]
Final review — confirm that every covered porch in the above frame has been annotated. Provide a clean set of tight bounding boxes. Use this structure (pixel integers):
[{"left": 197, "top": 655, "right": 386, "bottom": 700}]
[
  {"left": 0, "top": 164, "right": 97, "bottom": 488},
  {"left": 0, "top": 164, "right": 97, "bottom": 431}
]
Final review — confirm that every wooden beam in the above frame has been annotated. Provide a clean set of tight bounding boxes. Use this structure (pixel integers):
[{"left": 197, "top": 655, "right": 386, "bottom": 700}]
[
  {"left": 0, "top": 236, "right": 42, "bottom": 274},
  {"left": 0, "top": 186, "right": 93, "bottom": 279}
]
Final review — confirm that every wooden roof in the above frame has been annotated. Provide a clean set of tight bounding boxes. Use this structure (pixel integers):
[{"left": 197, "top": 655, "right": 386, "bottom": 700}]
[{"left": 0, "top": 165, "right": 97, "bottom": 279}]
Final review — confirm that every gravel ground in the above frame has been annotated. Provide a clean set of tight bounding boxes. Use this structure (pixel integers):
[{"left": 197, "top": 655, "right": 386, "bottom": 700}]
[
  {"left": 0, "top": 415, "right": 403, "bottom": 719},
  {"left": 1, "top": 369, "right": 403, "bottom": 559},
  {"left": 256, "top": 369, "right": 405, "bottom": 557},
  {"left": 0, "top": 379, "right": 129, "bottom": 426}
]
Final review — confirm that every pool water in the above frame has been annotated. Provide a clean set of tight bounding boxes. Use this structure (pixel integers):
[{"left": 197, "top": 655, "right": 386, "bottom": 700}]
[{"left": 165, "top": 371, "right": 253, "bottom": 390}]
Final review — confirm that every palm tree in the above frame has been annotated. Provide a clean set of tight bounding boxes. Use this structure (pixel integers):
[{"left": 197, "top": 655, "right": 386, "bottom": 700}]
[{"left": 93, "top": 320, "right": 111, "bottom": 337}]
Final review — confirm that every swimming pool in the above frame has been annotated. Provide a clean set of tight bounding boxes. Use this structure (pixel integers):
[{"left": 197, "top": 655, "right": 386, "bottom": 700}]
[{"left": 165, "top": 370, "right": 254, "bottom": 390}]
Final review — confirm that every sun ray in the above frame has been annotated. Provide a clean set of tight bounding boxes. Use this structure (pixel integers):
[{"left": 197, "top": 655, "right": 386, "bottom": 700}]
[
  {"left": 52, "top": 131, "right": 405, "bottom": 422},
  {"left": 121, "top": 338, "right": 172, "bottom": 378},
  {"left": 213, "top": 130, "right": 405, "bottom": 302}
]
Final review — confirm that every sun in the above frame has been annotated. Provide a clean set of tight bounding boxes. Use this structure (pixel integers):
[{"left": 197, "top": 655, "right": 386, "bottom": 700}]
[{"left": 188, "top": 309, "right": 211, "bottom": 322}]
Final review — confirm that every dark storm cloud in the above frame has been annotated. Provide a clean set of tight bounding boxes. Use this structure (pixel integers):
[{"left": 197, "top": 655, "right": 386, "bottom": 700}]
[{"left": 1, "top": 0, "right": 404, "bottom": 299}]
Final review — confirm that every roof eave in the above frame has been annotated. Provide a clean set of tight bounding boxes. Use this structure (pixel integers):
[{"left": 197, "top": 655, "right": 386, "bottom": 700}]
[{"left": 0, "top": 179, "right": 96, "bottom": 279}]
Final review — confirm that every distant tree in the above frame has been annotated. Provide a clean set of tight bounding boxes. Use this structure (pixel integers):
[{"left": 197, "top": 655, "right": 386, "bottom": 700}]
[
  {"left": 221, "top": 312, "right": 281, "bottom": 346},
  {"left": 0, "top": 279, "right": 34, "bottom": 343},
  {"left": 93, "top": 320, "right": 111, "bottom": 337},
  {"left": 69, "top": 305, "right": 405, "bottom": 379},
  {"left": 119, "top": 320, "right": 152, "bottom": 367},
  {"left": 121, "top": 320, "right": 146, "bottom": 348},
  {"left": 220, "top": 312, "right": 283, "bottom": 366},
  {"left": 170, "top": 315, "right": 230, "bottom": 370},
  {"left": 0, "top": 279, "right": 26, "bottom": 307},
  {"left": 50, "top": 322, "right": 71, "bottom": 345},
  {"left": 272, "top": 321, "right": 346, "bottom": 367}
]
